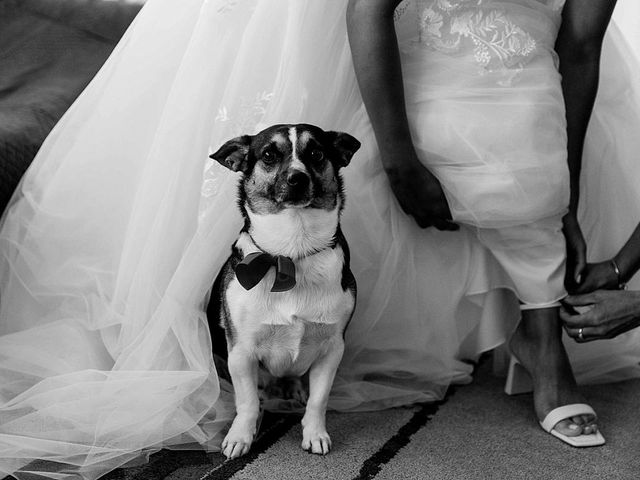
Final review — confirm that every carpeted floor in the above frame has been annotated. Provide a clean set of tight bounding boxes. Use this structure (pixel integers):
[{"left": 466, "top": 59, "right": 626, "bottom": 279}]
[
  {"left": 93, "top": 358, "right": 640, "bottom": 480},
  {"left": 5, "top": 357, "right": 639, "bottom": 479}
]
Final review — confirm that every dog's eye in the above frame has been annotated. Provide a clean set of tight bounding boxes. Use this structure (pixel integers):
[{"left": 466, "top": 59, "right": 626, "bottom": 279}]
[
  {"left": 262, "top": 151, "right": 277, "bottom": 164},
  {"left": 310, "top": 150, "right": 324, "bottom": 163}
]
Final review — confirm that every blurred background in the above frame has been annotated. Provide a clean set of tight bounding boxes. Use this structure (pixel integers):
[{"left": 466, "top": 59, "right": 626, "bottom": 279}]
[{"left": 0, "top": 0, "right": 145, "bottom": 211}]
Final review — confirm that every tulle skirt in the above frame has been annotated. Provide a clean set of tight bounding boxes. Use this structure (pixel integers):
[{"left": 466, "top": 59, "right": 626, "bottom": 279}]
[{"left": 0, "top": 1, "right": 639, "bottom": 478}]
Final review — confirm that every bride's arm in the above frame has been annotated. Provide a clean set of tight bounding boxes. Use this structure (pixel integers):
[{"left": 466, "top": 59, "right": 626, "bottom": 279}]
[
  {"left": 346, "top": 0, "right": 457, "bottom": 231},
  {"left": 555, "top": 0, "right": 617, "bottom": 291},
  {"left": 346, "top": 0, "right": 409, "bottom": 161}
]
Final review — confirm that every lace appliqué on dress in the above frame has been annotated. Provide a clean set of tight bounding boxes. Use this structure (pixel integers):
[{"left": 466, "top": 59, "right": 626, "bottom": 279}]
[
  {"left": 200, "top": 90, "right": 275, "bottom": 213},
  {"left": 415, "top": 0, "right": 538, "bottom": 75},
  {"left": 215, "top": 90, "right": 274, "bottom": 138},
  {"left": 199, "top": 155, "right": 225, "bottom": 220},
  {"left": 201, "top": 157, "right": 221, "bottom": 198},
  {"left": 216, "top": 0, "right": 238, "bottom": 15},
  {"left": 394, "top": 1, "right": 411, "bottom": 21}
]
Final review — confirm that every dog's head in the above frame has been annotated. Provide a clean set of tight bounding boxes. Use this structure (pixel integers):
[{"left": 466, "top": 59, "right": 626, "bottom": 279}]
[{"left": 211, "top": 124, "right": 360, "bottom": 214}]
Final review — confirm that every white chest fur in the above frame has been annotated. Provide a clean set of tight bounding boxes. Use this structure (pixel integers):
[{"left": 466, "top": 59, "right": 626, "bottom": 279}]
[{"left": 246, "top": 204, "right": 340, "bottom": 258}]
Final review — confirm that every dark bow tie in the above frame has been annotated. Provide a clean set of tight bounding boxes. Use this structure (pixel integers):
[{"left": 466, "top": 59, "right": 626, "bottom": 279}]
[{"left": 235, "top": 252, "right": 296, "bottom": 292}]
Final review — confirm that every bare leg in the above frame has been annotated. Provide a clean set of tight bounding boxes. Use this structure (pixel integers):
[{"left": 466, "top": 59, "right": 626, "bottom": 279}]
[
  {"left": 301, "top": 338, "right": 344, "bottom": 455},
  {"left": 509, "top": 307, "right": 597, "bottom": 436},
  {"left": 221, "top": 349, "right": 260, "bottom": 458}
]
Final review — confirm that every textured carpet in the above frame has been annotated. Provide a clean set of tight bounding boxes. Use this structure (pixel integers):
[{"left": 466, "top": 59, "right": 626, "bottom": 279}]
[
  {"left": 92, "top": 358, "right": 640, "bottom": 480},
  {"left": 5, "top": 357, "right": 639, "bottom": 479}
]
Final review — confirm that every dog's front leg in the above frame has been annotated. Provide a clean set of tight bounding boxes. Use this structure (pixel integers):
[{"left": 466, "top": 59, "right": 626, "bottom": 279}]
[
  {"left": 221, "top": 348, "right": 260, "bottom": 459},
  {"left": 301, "top": 337, "right": 344, "bottom": 455}
]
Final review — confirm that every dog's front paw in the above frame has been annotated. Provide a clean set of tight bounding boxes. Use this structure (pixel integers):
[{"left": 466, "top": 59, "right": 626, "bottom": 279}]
[
  {"left": 301, "top": 425, "right": 332, "bottom": 455},
  {"left": 221, "top": 420, "right": 256, "bottom": 459}
]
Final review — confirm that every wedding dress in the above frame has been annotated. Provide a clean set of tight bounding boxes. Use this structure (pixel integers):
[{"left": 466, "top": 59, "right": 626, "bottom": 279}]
[{"left": 1, "top": 1, "right": 638, "bottom": 478}]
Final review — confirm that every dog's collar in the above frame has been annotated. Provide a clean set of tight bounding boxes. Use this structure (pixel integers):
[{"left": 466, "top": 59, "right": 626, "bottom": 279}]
[
  {"left": 235, "top": 232, "right": 338, "bottom": 292},
  {"left": 247, "top": 231, "right": 338, "bottom": 261},
  {"left": 236, "top": 252, "right": 296, "bottom": 292}
]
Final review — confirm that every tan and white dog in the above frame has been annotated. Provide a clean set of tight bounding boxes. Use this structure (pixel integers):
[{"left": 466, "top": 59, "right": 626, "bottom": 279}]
[{"left": 209, "top": 124, "right": 360, "bottom": 458}]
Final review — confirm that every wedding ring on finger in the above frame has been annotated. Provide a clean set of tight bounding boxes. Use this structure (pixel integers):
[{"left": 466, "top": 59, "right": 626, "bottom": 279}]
[{"left": 578, "top": 328, "right": 584, "bottom": 341}]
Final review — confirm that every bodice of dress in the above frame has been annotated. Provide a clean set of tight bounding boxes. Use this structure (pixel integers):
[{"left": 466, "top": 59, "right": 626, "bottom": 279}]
[{"left": 395, "top": 0, "right": 565, "bottom": 73}]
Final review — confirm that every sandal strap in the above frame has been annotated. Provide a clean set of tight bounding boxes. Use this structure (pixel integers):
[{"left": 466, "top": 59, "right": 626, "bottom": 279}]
[{"left": 540, "top": 403, "right": 597, "bottom": 432}]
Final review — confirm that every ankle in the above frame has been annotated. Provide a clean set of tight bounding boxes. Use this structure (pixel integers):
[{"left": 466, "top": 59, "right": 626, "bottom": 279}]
[
  {"left": 511, "top": 310, "right": 564, "bottom": 349},
  {"left": 510, "top": 326, "right": 568, "bottom": 369}
]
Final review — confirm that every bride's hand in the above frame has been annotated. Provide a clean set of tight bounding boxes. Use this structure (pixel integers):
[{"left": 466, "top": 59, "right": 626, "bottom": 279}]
[
  {"left": 382, "top": 148, "right": 458, "bottom": 231},
  {"left": 563, "top": 211, "right": 587, "bottom": 293},
  {"left": 572, "top": 260, "right": 620, "bottom": 294}
]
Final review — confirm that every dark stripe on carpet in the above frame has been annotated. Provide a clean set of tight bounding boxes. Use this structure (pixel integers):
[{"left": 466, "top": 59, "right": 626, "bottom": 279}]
[
  {"left": 199, "top": 411, "right": 301, "bottom": 480},
  {"left": 353, "top": 388, "right": 455, "bottom": 480}
]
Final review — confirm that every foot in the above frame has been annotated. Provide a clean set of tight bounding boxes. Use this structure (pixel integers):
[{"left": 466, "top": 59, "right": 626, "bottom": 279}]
[
  {"left": 301, "top": 414, "right": 332, "bottom": 455},
  {"left": 509, "top": 320, "right": 598, "bottom": 437},
  {"left": 221, "top": 416, "right": 257, "bottom": 459}
]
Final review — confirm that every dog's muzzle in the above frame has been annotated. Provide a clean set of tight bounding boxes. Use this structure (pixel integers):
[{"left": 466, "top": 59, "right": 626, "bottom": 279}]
[{"left": 278, "top": 169, "right": 311, "bottom": 204}]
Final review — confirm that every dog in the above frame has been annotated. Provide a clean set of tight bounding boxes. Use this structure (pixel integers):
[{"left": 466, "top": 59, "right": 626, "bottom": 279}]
[{"left": 209, "top": 123, "right": 360, "bottom": 459}]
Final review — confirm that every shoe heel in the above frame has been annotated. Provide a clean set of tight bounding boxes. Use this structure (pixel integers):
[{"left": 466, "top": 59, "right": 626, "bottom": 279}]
[{"left": 504, "top": 356, "right": 533, "bottom": 395}]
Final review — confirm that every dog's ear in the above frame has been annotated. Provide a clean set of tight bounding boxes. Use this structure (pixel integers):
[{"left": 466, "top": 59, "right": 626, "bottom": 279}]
[
  {"left": 326, "top": 131, "right": 361, "bottom": 168},
  {"left": 210, "top": 135, "right": 253, "bottom": 172}
]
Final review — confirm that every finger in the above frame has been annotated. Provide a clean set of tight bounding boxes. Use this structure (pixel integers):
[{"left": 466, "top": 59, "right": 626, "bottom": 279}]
[
  {"left": 446, "top": 221, "right": 460, "bottom": 231},
  {"left": 560, "top": 310, "right": 593, "bottom": 328},
  {"left": 574, "top": 266, "right": 610, "bottom": 293},
  {"left": 564, "top": 265, "right": 579, "bottom": 293},
  {"left": 395, "top": 194, "right": 421, "bottom": 218},
  {"left": 558, "top": 307, "right": 576, "bottom": 322},
  {"left": 396, "top": 200, "right": 413, "bottom": 217},
  {"left": 574, "top": 249, "right": 587, "bottom": 286},
  {"left": 560, "top": 313, "right": 600, "bottom": 330},
  {"left": 563, "top": 293, "right": 597, "bottom": 307},
  {"left": 564, "top": 326, "right": 594, "bottom": 343},
  {"left": 580, "top": 333, "right": 603, "bottom": 343},
  {"left": 414, "top": 215, "right": 433, "bottom": 229},
  {"left": 433, "top": 218, "right": 459, "bottom": 231},
  {"left": 571, "top": 280, "right": 596, "bottom": 294},
  {"left": 561, "top": 310, "right": 599, "bottom": 328},
  {"left": 437, "top": 205, "right": 455, "bottom": 222},
  {"left": 564, "top": 326, "right": 583, "bottom": 342}
]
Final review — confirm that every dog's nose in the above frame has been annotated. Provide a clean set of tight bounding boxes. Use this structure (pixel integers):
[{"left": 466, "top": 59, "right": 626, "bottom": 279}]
[{"left": 286, "top": 170, "right": 309, "bottom": 188}]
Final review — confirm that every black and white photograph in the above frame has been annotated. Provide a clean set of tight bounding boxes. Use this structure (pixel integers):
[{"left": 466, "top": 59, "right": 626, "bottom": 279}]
[{"left": 0, "top": 0, "right": 639, "bottom": 478}]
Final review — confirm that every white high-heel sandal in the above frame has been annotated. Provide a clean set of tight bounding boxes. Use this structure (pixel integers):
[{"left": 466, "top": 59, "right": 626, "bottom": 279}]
[
  {"left": 504, "top": 355, "right": 533, "bottom": 395},
  {"left": 505, "top": 356, "right": 605, "bottom": 447}
]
